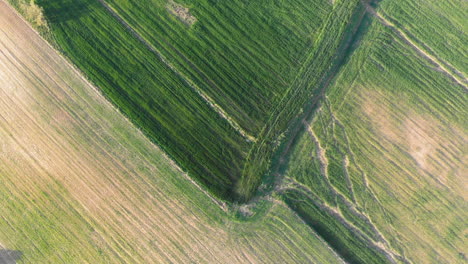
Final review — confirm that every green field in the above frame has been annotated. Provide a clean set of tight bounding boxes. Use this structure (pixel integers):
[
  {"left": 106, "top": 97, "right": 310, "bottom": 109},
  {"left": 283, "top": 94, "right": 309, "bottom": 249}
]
[
  {"left": 280, "top": 1, "right": 467, "bottom": 262},
  {"left": 0, "top": 5, "right": 344, "bottom": 262},
  {"left": 2, "top": 0, "right": 467, "bottom": 262},
  {"left": 20, "top": 0, "right": 373, "bottom": 201},
  {"left": 35, "top": 0, "right": 255, "bottom": 199},
  {"left": 103, "top": 0, "right": 332, "bottom": 133}
]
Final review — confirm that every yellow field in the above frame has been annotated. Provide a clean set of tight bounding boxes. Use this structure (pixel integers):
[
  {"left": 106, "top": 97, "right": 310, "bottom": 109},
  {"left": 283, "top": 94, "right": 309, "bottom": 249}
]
[{"left": 0, "top": 2, "right": 343, "bottom": 263}]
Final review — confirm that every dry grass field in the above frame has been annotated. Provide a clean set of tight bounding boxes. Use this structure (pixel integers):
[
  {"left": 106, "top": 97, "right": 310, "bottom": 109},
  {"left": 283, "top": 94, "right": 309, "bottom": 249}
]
[{"left": 0, "top": 2, "right": 343, "bottom": 263}]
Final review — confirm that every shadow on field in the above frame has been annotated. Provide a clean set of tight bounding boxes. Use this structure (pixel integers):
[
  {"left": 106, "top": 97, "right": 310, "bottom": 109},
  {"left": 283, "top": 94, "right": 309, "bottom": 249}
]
[
  {"left": 0, "top": 249, "right": 22, "bottom": 264},
  {"left": 36, "top": 0, "right": 95, "bottom": 23}
]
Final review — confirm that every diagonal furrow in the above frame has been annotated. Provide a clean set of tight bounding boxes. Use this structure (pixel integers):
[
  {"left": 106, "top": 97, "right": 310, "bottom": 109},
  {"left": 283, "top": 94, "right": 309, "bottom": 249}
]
[
  {"left": 96, "top": 0, "right": 256, "bottom": 142},
  {"left": 364, "top": 3, "right": 467, "bottom": 90}
]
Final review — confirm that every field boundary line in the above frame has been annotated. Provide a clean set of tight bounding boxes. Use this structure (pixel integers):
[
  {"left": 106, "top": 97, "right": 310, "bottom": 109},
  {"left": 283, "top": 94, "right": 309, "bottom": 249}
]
[
  {"left": 0, "top": 0, "right": 229, "bottom": 212},
  {"left": 96, "top": 0, "right": 256, "bottom": 142},
  {"left": 271, "top": 198, "right": 348, "bottom": 264}
]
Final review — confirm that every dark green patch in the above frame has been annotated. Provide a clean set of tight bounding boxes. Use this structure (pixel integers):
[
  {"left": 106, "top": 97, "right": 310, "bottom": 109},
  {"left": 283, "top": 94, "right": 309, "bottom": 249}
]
[
  {"left": 284, "top": 190, "right": 389, "bottom": 264},
  {"left": 37, "top": 0, "right": 250, "bottom": 199}
]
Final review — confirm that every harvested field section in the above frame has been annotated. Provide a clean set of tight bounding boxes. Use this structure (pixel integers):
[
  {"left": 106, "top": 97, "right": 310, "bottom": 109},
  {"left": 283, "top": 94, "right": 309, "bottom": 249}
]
[{"left": 0, "top": 2, "right": 342, "bottom": 263}]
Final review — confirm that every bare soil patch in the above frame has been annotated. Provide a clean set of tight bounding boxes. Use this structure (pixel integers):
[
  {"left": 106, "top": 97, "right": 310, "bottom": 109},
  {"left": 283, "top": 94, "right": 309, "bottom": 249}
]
[
  {"left": 361, "top": 88, "right": 467, "bottom": 198},
  {"left": 166, "top": 0, "right": 197, "bottom": 26}
]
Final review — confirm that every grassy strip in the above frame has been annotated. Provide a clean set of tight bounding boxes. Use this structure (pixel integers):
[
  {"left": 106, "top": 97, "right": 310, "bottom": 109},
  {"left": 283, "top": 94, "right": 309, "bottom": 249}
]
[{"left": 4, "top": 0, "right": 51, "bottom": 40}]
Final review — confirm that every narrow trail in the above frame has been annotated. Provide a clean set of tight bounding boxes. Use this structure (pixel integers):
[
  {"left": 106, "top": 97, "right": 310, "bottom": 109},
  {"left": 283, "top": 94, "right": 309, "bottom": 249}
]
[
  {"left": 364, "top": 3, "right": 468, "bottom": 90},
  {"left": 323, "top": 99, "right": 357, "bottom": 203},
  {"left": 303, "top": 121, "right": 336, "bottom": 195},
  {"left": 96, "top": 0, "right": 256, "bottom": 142},
  {"left": 321, "top": 99, "right": 395, "bottom": 227},
  {"left": 304, "top": 123, "right": 398, "bottom": 252}
]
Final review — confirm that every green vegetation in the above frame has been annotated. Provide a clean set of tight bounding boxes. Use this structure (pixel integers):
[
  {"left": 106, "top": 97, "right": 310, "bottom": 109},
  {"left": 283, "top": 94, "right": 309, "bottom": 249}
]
[
  {"left": 379, "top": 0, "right": 467, "bottom": 75},
  {"left": 102, "top": 0, "right": 332, "bottom": 133},
  {"left": 22, "top": 0, "right": 348, "bottom": 201},
  {"left": 4, "top": 0, "right": 466, "bottom": 262},
  {"left": 34, "top": 0, "right": 251, "bottom": 199},
  {"left": 280, "top": 2, "right": 467, "bottom": 262},
  {"left": 0, "top": 6, "right": 343, "bottom": 262}
]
